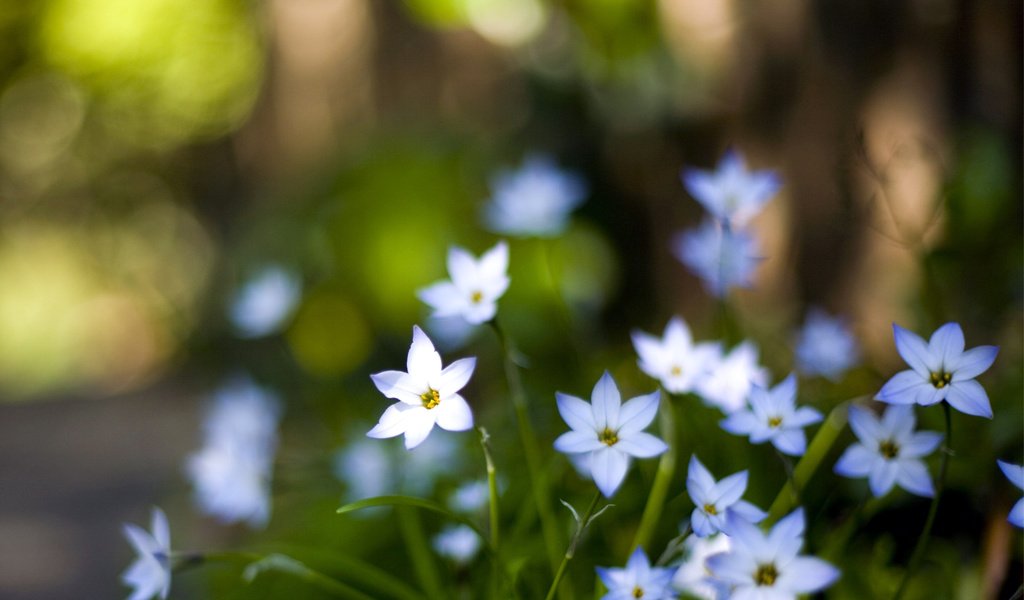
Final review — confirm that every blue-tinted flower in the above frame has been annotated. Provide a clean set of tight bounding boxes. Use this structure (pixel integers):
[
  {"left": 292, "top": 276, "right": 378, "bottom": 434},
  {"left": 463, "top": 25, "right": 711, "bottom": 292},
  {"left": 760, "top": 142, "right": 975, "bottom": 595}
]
[
  {"left": 876, "top": 322, "right": 999, "bottom": 418},
  {"left": 432, "top": 525, "right": 482, "bottom": 565},
  {"left": 795, "top": 309, "right": 859, "bottom": 381},
  {"left": 483, "top": 154, "right": 587, "bottom": 237},
  {"left": 705, "top": 508, "right": 839, "bottom": 600},
  {"left": 554, "top": 372, "right": 668, "bottom": 497},
  {"left": 834, "top": 405, "right": 942, "bottom": 498},
  {"left": 187, "top": 377, "right": 281, "bottom": 528},
  {"left": 673, "top": 219, "right": 760, "bottom": 298},
  {"left": 597, "top": 547, "right": 677, "bottom": 600},
  {"left": 671, "top": 533, "right": 732, "bottom": 600},
  {"left": 997, "top": 460, "right": 1024, "bottom": 528},
  {"left": 682, "top": 149, "right": 781, "bottom": 226},
  {"left": 686, "top": 455, "right": 766, "bottom": 537},
  {"left": 632, "top": 316, "right": 721, "bottom": 395},
  {"left": 449, "top": 480, "right": 490, "bottom": 513},
  {"left": 121, "top": 507, "right": 172, "bottom": 600},
  {"left": 229, "top": 266, "right": 301, "bottom": 338},
  {"left": 696, "top": 341, "right": 769, "bottom": 414},
  {"left": 417, "top": 241, "right": 510, "bottom": 325},
  {"left": 369, "top": 326, "right": 475, "bottom": 449},
  {"left": 720, "top": 374, "right": 822, "bottom": 456}
]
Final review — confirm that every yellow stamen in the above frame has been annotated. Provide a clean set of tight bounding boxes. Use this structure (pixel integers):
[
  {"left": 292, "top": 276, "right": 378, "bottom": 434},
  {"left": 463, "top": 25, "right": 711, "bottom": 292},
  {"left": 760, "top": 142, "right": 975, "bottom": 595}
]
[
  {"left": 420, "top": 388, "right": 440, "bottom": 409},
  {"left": 929, "top": 371, "right": 952, "bottom": 389},
  {"left": 754, "top": 563, "right": 778, "bottom": 586},
  {"left": 704, "top": 503, "right": 718, "bottom": 516},
  {"left": 670, "top": 365, "right": 682, "bottom": 376},
  {"left": 470, "top": 290, "right": 483, "bottom": 304},
  {"left": 879, "top": 439, "right": 900, "bottom": 459},
  {"left": 767, "top": 416, "right": 782, "bottom": 428},
  {"left": 632, "top": 586, "right": 644, "bottom": 598},
  {"left": 599, "top": 427, "right": 619, "bottom": 446}
]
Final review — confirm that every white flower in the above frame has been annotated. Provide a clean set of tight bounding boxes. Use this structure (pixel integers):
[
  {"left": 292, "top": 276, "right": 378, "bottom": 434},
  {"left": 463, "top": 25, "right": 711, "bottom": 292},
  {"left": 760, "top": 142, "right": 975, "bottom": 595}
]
[
  {"left": 229, "top": 266, "right": 301, "bottom": 338},
  {"left": 187, "top": 377, "right": 280, "bottom": 528},
  {"left": 632, "top": 316, "right": 721, "bottom": 395},
  {"left": 686, "top": 455, "right": 766, "bottom": 538},
  {"left": 997, "top": 460, "right": 1024, "bottom": 528},
  {"left": 483, "top": 154, "right": 587, "bottom": 237},
  {"left": 597, "top": 547, "right": 678, "bottom": 600},
  {"left": 554, "top": 372, "right": 668, "bottom": 497},
  {"left": 671, "top": 533, "right": 732, "bottom": 600},
  {"left": 673, "top": 220, "right": 760, "bottom": 298},
  {"left": 417, "top": 241, "right": 510, "bottom": 325},
  {"left": 720, "top": 374, "right": 823, "bottom": 457},
  {"left": 696, "top": 341, "right": 769, "bottom": 414},
  {"left": 449, "top": 480, "right": 490, "bottom": 513},
  {"left": 834, "top": 405, "right": 942, "bottom": 498},
  {"left": 681, "top": 149, "right": 781, "bottom": 227},
  {"left": 795, "top": 309, "right": 859, "bottom": 381},
  {"left": 121, "top": 507, "right": 172, "bottom": 600},
  {"left": 432, "top": 525, "right": 482, "bottom": 565},
  {"left": 705, "top": 508, "right": 839, "bottom": 600},
  {"left": 369, "top": 326, "right": 475, "bottom": 449},
  {"left": 876, "top": 322, "right": 999, "bottom": 418}
]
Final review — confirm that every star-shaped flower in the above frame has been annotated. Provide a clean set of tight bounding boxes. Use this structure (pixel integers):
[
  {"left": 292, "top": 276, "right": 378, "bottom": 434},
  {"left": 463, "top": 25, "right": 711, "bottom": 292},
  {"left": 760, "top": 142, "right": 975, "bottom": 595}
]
[
  {"left": 876, "top": 322, "right": 999, "bottom": 418},
  {"left": 554, "top": 372, "right": 668, "bottom": 497},
  {"left": 369, "top": 326, "right": 475, "bottom": 449},
  {"left": 673, "top": 219, "right": 761, "bottom": 298},
  {"left": 417, "top": 241, "right": 510, "bottom": 325},
  {"left": 597, "top": 547, "right": 677, "bottom": 600},
  {"left": 229, "top": 266, "right": 301, "bottom": 338},
  {"left": 695, "top": 341, "right": 769, "bottom": 414},
  {"left": 833, "top": 405, "right": 942, "bottom": 498},
  {"left": 632, "top": 316, "right": 721, "bottom": 395},
  {"left": 705, "top": 508, "right": 839, "bottom": 600},
  {"left": 121, "top": 507, "right": 172, "bottom": 600},
  {"left": 997, "top": 460, "right": 1024, "bottom": 528},
  {"left": 671, "top": 533, "right": 732, "bottom": 600},
  {"left": 720, "top": 374, "right": 822, "bottom": 456},
  {"left": 682, "top": 150, "right": 781, "bottom": 226},
  {"left": 795, "top": 309, "right": 859, "bottom": 381},
  {"left": 686, "top": 455, "right": 766, "bottom": 537},
  {"left": 483, "top": 154, "right": 587, "bottom": 237}
]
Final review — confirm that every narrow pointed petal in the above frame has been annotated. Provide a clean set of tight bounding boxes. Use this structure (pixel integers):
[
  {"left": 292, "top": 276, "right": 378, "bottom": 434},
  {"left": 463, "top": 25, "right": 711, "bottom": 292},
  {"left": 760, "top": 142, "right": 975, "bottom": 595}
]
[
  {"left": 847, "top": 405, "right": 883, "bottom": 443},
  {"left": 771, "top": 508, "right": 806, "bottom": 544},
  {"left": 720, "top": 411, "right": 759, "bottom": 435},
  {"left": 123, "top": 523, "right": 158, "bottom": 556},
  {"left": 591, "top": 448, "right": 629, "bottom": 497},
  {"left": 408, "top": 326, "right": 442, "bottom": 378},
  {"left": 554, "top": 430, "right": 605, "bottom": 453},
  {"left": 371, "top": 371, "right": 424, "bottom": 405},
  {"left": 664, "top": 316, "right": 692, "bottom": 349},
  {"left": 479, "top": 241, "right": 508, "bottom": 278},
  {"left": 556, "top": 392, "right": 596, "bottom": 431},
  {"left": 690, "top": 509, "right": 714, "bottom": 537},
  {"left": 834, "top": 444, "right": 875, "bottom": 478},
  {"left": 402, "top": 413, "right": 436, "bottom": 449},
  {"left": 150, "top": 508, "right": 169, "bottom": 550},
  {"left": 880, "top": 404, "right": 916, "bottom": 439},
  {"left": 876, "top": 370, "right": 928, "bottom": 404},
  {"left": 771, "top": 373, "right": 798, "bottom": 407},
  {"left": 438, "top": 357, "right": 476, "bottom": 394},
  {"left": 446, "top": 246, "right": 478, "bottom": 290},
  {"left": 615, "top": 432, "right": 668, "bottom": 458},
  {"left": 591, "top": 371, "right": 621, "bottom": 428},
  {"left": 868, "top": 460, "right": 898, "bottom": 497},
  {"left": 417, "top": 282, "right": 464, "bottom": 316},
  {"left": 900, "top": 431, "right": 942, "bottom": 458},
  {"left": 632, "top": 330, "right": 668, "bottom": 376},
  {"left": 952, "top": 345, "right": 998, "bottom": 381},
  {"left": 617, "top": 391, "right": 660, "bottom": 434},
  {"left": 772, "top": 429, "right": 807, "bottom": 456},
  {"left": 687, "top": 455, "right": 716, "bottom": 501},
  {"left": 367, "top": 403, "right": 416, "bottom": 439},
  {"left": 893, "top": 324, "right": 935, "bottom": 375},
  {"left": 729, "top": 500, "right": 767, "bottom": 524},
  {"left": 789, "top": 406, "right": 823, "bottom": 428},
  {"left": 928, "top": 322, "right": 965, "bottom": 367},
  {"left": 775, "top": 557, "right": 840, "bottom": 593},
  {"left": 945, "top": 379, "right": 993, "bottom": 418},
  {"left": 712, "top": 471, "right": 748, "bottom": 506},
  {"left": 998, "top": 460, "right": 1024, "bottom": 489},
  {"left": 895, "top": 460, "right": 934, "bottom": 497},
  {"left": 1009, "top": 499, "right": 1024, "bottom": 528},
  {"left": 434, "top": 394, "right": 473, "bottom": 431}
]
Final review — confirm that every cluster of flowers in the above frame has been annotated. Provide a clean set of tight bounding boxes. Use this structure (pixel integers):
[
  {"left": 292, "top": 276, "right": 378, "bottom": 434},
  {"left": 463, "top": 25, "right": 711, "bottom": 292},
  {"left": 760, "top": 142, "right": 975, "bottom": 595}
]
[{"left": 120, "top": 151, "right": 1020, "bottom": 600}]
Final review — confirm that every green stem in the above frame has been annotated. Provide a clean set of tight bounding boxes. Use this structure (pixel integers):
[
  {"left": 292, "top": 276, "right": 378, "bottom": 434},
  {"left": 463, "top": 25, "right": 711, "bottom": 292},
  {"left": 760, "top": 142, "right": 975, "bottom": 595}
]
[
  {"left": 892, "top": 403, "right": 952, "bottom": 600},
  {"left": 479, "top": 428, "right": 501, "bottom": 550},
  {"left": 397, "top": 506, "right": 445, "bottom": 600},
  {"left": 766, "top": 400, "right": 852, "bottom": 525},
  {"left": 545, "top": 491, "right": 602, "bottom": 600},
  {"left": 490, "top": 320, "right": 563, "bottom": 579},
  {"left": 631, "top": 392, "right": 677, "bottom": 552}
]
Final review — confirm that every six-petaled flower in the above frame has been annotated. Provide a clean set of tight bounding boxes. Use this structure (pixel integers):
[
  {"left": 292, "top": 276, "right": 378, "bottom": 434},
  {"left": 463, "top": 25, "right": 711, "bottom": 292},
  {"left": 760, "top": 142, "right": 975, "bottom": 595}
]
[
  {"left": 686, "top": 455, "right": 766, "bottom": 538},
  {"left": 632, "top": 316, "right": 720, "bottom": 395},
  {"left": 418, "top": 241, "right": 510, "bottom": 326},
  {"left": 681, "top": 149, "right": 781, "bottom": 227},
  {"left": 596, "top": 547, "right": 678, "bottom": 600},
  {"left": 720, "top": 374, "right": 823, "bottom": 456},
  {"left": 121, "top": 507, "right": 172, "bottom": 600}
]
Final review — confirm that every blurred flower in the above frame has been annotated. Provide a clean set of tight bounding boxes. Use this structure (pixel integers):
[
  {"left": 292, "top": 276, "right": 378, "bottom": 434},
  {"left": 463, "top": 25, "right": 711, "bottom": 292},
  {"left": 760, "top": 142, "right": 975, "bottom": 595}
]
[
  {"left": 596, "top": 547, "right": 677, "bottom": 600},
  {"left": 632, "top": 316, "right": 720, "bottom": 395},
  {"left": 483, "top": 154, "right": 587, "bottom": 237},
  {"left": 705, "top": 508, "right": 839, "bottom": 599},
  {"left": 333, "top": 437, "right": 393, "bottom": 501},
  {"left": 673, "top": 219, "right": 760, "bottom": 298},
  {"left": 876, "top": 322, "right": 999, "bottom": 418},
  {"left": 554, "top": 372, "right": 667, "bottom": 497},
  {"left": 997, "top": 460, "right": 1024, "bottom": 528},
  {"left": 686, "top": 455, "right": 766, "bottom": 537},
  {"left": 449, "top": 480, "right": 490, "bottom": 513},
  {"left": 720, "top": 374, "right": 822, "bottom": 456},
  {"left": 369, "top": 326, "right": 475, "bottom": 449},
  {"left": 671, "top": 533, "right": 731, "bottom": 600},
  {"left": 417, "top": 241, "right": 510, "bottom": 325},
  {"left": 432, "top": 525, "right": 482, "bottom": 565},
  {"left": 834, "top": 405, "right": 942, "bottom": 498},
  {"left": 682, "top": 149, "right": 781, "bottom": 227},
  {"left": 187, "top": 377, "right": 280, "bottom": 528},
  {"left": 229, "top": 266, "right": 301, "bottom": 338},
  {"left": 121, "top": 507, "right": 171, "bottom": 600},
  {"left": 795, "top": 309, "right": 859, "bottom": 381},
  {"left": 696, "top": 341, "right": 769, "bottom": 414}
]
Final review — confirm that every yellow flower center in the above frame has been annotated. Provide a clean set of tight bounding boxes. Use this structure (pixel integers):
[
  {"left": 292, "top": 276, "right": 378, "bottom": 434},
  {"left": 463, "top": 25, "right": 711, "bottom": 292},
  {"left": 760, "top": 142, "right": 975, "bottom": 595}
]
[
  {"left": 704, "top": 503, "right": 718, "bottom": 516},
  {"left": 420, "top": 388, "right": 441, "bottom": 409},
  {"left": 767, "top": 416, "right": 783, "bottom": 428},
  {"left": 599, "top": 427, "right": 619, "bottom": 446},
  {"left": 470, "top": 290, "right": 483, "bottom": 304},
  {"left": 632, "top": 586, "right": 644, "bottom": 598},
  {"left": 670, "top": 365, "right": 682, "bottom": 376},
  {"left": 929, "top": 370, "right": 952, "bottom": 389},
  {"left": 879, "top": 439, "right": 900, "bottom": 459},
  {"left": 754, "top": 563, "right": 778, "bottom": 586}
]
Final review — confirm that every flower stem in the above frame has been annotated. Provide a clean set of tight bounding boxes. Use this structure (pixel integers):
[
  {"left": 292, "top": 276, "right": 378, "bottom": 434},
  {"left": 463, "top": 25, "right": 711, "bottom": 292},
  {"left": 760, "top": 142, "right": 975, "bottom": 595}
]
[
  {"left": 545, "top": 491, "right": 602, "bottom": 600},
  {"left": 892, "top": 402, "right": 952, "bottom": 600},
  {"left": 397, "top": 506, "right": 446, "bottom": 600},
  {"left": 489, "top": 320, "right": 563, "bottom": 581},
  {"left": 631, "top": 393, "right": 677, "bottom": 553},
  {"left": 479, "top": 427, "right": 501, "bottom": 549}
]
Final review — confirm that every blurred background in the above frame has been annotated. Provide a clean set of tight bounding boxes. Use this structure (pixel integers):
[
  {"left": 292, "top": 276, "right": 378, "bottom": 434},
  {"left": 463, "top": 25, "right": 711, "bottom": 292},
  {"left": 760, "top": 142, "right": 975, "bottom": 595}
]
[{"left": 0, "top": 0, "right": 1020, "bottom": 598}]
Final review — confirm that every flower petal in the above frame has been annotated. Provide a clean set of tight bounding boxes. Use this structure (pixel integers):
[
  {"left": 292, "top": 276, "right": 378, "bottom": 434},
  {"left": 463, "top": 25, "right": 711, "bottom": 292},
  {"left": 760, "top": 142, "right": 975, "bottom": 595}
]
[
  {"left": 402, "top": 412, "right": 437, "bottom": 449},
  {"left": 617, "top": 391, "right": 660, "bottom": 434},
  {"left": 691, "top": 508, "right": 714, "bottom": 537},
  {"left": 893, "top": 324, "right": 935, "bottom": 375},
  {"left": 847, "top": 405, "right": 883, "bottom": 444},
  {"left": 900, "top": 431, "right": 942, "bottom": 459},
  {"left": 945, "top": 379, "right": 993, "bottom": 418},
  {"left": 479, "top": 241, "right": 508, "bottom": 281},
  {"left": 998, "top": 460, "right": 1024, "bottom": 490},
  {"left": 1009, "top": 498, "right": 1024, "bottom": 528},
  {"left": 408, "top": 326, "right": 442, "bottom": 379},
  {"left": 632, "top": 330, "right": 668, "bottom": 377},
  {"left": 434, "top": 394, "right": 473, "bottom": 432},
  {"left": 591, "top": 448, "right": 629, "bottom": 497},
  {"left": 446, "top": 246, "right": 478, "bottom": 290},
  {"left": 556, "top": 392, "right": 595, "bottom": 431},
  {"left": 615, "top": 432, "right": 668, "bottom": 458},
  {"left": 772, "top": 429, "right": 807, "bottom": 456},
  {"left": 720, "top": 410, "right": 759, "bottom": 436},
  {"left": 928, "top": 322, "right": 964, "bottom": 368},
  {"left": 876, "top": 370, "right": 928, "bottom": 405},
  {"left": 895, "top": 460, "right": 934, "bottom": 497},
  {"left": 712, "top": 471, "right": 748, "bottom": 507},
  {"left": 438, "top": 357, "right": 476, "bottom": 394},
  {"left": 729, "top": 501, "right": 767, "bottom": 525},
  {"left": 150, "top": 508, "right": 170, "bottom": 551},
  {"left": 554, "top": 430, "right": 604, "bottom": 454},
  {"left": 834, "top": 444, "right": 875, "bottom": 478},
  {"left": 687, "top": 455, "right": 716, "bottom": 504},
  {"left": 367, "top": 403, "right": 417, "bottom": 439},
  {"left": 868, "top": 460, "right": 898, "bottom": 497},
  {"left": 788, "top": 406, "right": 823, "bottom": 429},
  {"left": 775, "top": 557, "right": 839, "bottom": 594},
  {"left": 370, "top": 370, "right": 424, "bottom": 405},
  {"left": 417, "top": 281, "right": 464, "bottom": 316},
  {"left": 123, "top": 523, "right": 158, "bottom": 556},
  {"left": 952, "top": 345, "right": 998, "bottom": 381},
  {"left": 591, "top": 371, "right": 621, "bottom": 428}
]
